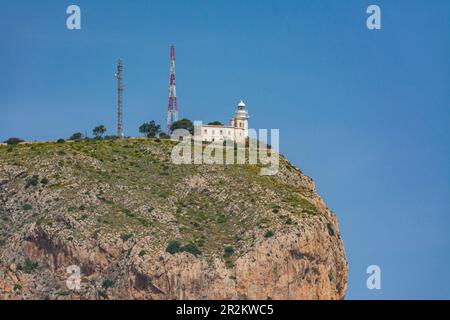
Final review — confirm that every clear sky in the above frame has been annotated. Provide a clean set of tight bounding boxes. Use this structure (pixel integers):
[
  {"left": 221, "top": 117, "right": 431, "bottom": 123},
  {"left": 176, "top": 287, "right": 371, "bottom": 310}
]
[{"left": 1, "top": 0, "right": 449, "bottom": 299}]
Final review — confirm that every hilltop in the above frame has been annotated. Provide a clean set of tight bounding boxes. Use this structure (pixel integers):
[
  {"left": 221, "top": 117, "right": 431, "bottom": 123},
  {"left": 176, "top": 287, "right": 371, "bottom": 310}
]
[{"left": 0, "top": 138, "right": 347, "bottom": 299}]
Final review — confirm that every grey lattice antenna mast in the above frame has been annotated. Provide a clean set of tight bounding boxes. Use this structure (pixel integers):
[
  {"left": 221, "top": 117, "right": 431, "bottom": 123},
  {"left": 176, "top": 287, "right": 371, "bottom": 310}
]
[{"left": 116, "top": 59, "right": 124, "bottom": 138}]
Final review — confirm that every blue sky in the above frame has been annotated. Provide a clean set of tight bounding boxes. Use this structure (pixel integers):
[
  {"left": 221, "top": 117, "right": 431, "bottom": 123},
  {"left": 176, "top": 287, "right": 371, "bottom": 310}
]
[{"left": 1, "top": 0, "right": 450, "bottom": 299}]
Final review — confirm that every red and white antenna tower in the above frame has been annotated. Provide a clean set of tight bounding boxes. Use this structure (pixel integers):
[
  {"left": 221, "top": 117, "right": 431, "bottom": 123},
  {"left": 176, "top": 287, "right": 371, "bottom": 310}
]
[{"left": 166, "top": 45, "right": 178, "bottom": 134}]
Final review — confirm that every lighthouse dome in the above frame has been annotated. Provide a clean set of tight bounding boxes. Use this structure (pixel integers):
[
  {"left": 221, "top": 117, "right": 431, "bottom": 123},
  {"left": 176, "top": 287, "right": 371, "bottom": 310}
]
[{"left": 235, "top": 100, "right": 249, "bottom": 119}]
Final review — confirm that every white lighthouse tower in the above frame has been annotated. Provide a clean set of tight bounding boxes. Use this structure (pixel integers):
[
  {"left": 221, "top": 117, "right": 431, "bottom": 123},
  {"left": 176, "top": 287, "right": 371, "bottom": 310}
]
[{"left": 231, "top": 100, "right": 249, "bottom": 141}]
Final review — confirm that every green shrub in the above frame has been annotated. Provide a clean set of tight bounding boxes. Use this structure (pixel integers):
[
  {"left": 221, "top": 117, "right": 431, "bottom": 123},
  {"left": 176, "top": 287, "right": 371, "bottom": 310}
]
[
  {"left": 166, "top": 240, "right": 182, "bottom": 254},
  {"left": 223, "top": 246, "right": 235, "bottom": 258},
  {"left": 4, "top": 137, "right": 24, "bottom": 145},
  {"left": 138, "top": 250, "right": 147, "bottom": 257},
  {"left": 159, "top": 132, "right": 170, "bottom": 139},
  {"left": 22, "top": 258, "right": 38, "bottom": 273},
  {"left": 120, "top": 233, "right": 133, "bottom": 242},
  {"left": 327, "top": 223, "right": 335, "bottom": 237},
  {"left": 264, "top": 230, "right": 274, "bottom": 238},
  {"left": 40, "top": 178, "right": 49, "bottom": 185},
  {"left": 23, "top": 204, "right": 32, "bottom": 210},
  {"left": 104, "top": 135, "right": 119, "bottom": 140},
  {"left": 57, "top": 150, "right": 66, "bottom": 156},
  {"left": 0, "top": 239, "right": 5, "bottom": 247},
  {"left": 102, "top": 279, "right": 115, "bottom": 290},
  {"left": 69, "top": 132, "right": 83, "bottom": 141},
  {"left": 13, "top": 283, "right": 22, "bottom": 291},
  {"left": 26, "top": 175, "right": 39, "bottom": 187},
  {"left": 57, "top": 139, "right": 65, "bottom": 144},
  {"left": 181, "top": 243, "right": 202, "bottom": 257},
  {"left": 217, "top": 214, "right": 227, "bottom": 224}
]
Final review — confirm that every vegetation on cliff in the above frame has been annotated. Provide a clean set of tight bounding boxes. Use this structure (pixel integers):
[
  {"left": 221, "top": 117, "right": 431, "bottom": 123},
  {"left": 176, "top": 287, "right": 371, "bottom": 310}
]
[{"left": 0, "top": 138, "right": 347, "bottom": 299}]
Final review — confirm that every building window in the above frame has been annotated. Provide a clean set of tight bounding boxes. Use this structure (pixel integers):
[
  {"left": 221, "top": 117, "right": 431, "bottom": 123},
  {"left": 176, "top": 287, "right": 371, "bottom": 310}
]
[
  {"left": 220, "top": 130, "right": 223, "bottom": 135},
  {"left": 228, "top": 131, "right": 231, "bottom": 135},
  {"left": 239, "top": 123, "right": 243, "bottom": 127},
  {"left": 204, "top": 129, "right": 207, "bottom": 134},
  {"left": 212, "top": 130, "right": 215, "bottom": 135}
]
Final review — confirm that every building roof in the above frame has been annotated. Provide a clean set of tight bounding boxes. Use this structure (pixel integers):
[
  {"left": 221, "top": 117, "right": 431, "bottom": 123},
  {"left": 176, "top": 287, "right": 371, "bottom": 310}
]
[{"left": 200, "top": 124, "right": 239, "bottom": 129}]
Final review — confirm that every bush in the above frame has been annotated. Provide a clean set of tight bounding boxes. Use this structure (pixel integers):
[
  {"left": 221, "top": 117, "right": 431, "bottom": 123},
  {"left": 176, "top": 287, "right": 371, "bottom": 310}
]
[
  {"left": 223, "top": 246, "right": 235, "bottom": 258},
  {"left": 26, "top": 175, "right": 40, "bottom": 187},
  {"left": 22, "top": 258, "right": 38, "bottom": 273},
  {"left": 4, "top": 137, "right": 24, "bottom": 145},
  {"left": 138, "top": 250, "right": 147, "bottom": 257},
  {"left": 159, "top": 132, "right": 170, "bottom": 139},
  {"left": 181, "top": 243, "right": 202, "bottom": 257},
  {"left": 264, "top": 230, "right": 274, "bottom": 238},
  {"left": 40, "top": 178, "right": 49, "bottom": 185},
  {"left": 23, "top": 204, "right": 32, "bottom": 211},
  {"left": 166, "top": 241, "right": 202, "bottom": 256},
  {"left": 217, "top": 214, "right": 227, "bottom": 224},
  {"left": 69, "top": 132, "right": 83, "bottom": 141},
  {"left": 13, "top": 283, "right": 22, "bottom": 291},
  {"left": 102, "top": 279, "right": 115, "bottom": 290},
  {"left": 327, "top": 223, "right": 335, "bottom": 237},
  {"left": 120, "top": 233, "right": 133, "bottom": 242},
  {"left": 104, "top": 135, "right": 119, "bottom": 140},
  {"left": 57, "top": 139, "right": 65, "bottom": 144},
  {"left": 166, "top": 240, "right": 182, "bottom": 254},
  {"left": 36, "top": 217, "right": 44, "bottom": 226},
  {"left": 0, "top": 239, "right": 5, "bottom": 247}
]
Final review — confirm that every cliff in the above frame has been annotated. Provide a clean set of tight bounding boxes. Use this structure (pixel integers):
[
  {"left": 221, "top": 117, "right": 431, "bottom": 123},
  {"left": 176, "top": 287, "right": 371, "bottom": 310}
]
[{"left": 0, "top": 138, "right": 347, "bottom": 300}]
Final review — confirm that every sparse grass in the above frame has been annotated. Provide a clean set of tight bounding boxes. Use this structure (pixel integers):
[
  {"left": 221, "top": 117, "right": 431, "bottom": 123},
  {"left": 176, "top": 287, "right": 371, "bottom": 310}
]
[{"left": 20, "top": 258, "right": 39, "bottom": 273}]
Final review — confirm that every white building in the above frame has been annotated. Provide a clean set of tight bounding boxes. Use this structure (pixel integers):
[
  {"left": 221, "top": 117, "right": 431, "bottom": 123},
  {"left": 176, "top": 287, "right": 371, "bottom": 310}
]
[{"left": 196, "top": 100, "right": 249, "bottom": 143}]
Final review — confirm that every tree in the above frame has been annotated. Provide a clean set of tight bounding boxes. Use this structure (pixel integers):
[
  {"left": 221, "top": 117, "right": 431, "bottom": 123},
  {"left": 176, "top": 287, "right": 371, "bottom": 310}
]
[
  {"left": 171, "top": 118, "right": 193, "bottom": 134},
  {"left": 69, "top": 132, "right": 83, "bottom": 141},
  {"left": 208, "top": 121, "right": 223, "bottom": 126},
  {"left": 139, "top": 121, "right": 161, "bottom": 138},
  {"left": 4, "top": 137, "right": 24, "bottom": 145},
  {"left": 93, "top": 125, "right": 107, "bottom": 139}
]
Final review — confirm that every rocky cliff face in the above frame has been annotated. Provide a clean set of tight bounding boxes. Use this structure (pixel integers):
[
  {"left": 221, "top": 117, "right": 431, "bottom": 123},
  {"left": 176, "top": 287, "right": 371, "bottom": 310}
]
[{"left": 0, "top": 139, "right": 347, "bottom": 300}]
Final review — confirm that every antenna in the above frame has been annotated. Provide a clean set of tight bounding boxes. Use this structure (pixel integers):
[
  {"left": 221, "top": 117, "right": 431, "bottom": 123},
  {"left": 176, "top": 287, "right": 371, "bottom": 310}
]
[
  {"left": 166, "top": 45, "right": 179, "bottom": 134},
  {"left": 116, "top": 59, "right": 124, "bottom": 138}
]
